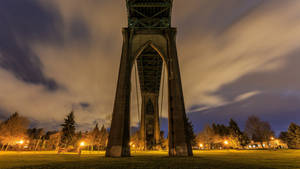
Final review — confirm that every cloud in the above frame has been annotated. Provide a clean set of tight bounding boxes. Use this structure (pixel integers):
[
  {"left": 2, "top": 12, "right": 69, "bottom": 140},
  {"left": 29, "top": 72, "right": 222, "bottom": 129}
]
[
  {"left": 0, "top": 0, "right": 62, "bottom": 91},
  {"left": 179, "top": 0, "right": 300, "bottom": 109},
  {"left": 234, "top": 91, "right": 260, "bottom": 102},
  {"left": 0, "top": 0, "right": 300, "bottom": 131}
]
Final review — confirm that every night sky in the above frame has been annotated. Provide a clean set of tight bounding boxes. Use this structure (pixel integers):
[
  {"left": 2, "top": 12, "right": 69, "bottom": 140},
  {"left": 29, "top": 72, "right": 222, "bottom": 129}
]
[{"left": 0, "top": 0, "right": 300, "bottom": 135}]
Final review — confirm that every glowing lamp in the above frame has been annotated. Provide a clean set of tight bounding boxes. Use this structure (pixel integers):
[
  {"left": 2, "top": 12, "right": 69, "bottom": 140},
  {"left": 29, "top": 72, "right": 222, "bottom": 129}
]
[
  {"left": 80, "top": 141, "right": 85, "bottom": 147},
  {"left": 16, "top": 140, "right": 24, "bottom": 145},
  {"left": 224, "top": 140, "right": 229, "bottom": 145},
  {"left": 199, "top": 144, "right": 203, "bottom": 148}
]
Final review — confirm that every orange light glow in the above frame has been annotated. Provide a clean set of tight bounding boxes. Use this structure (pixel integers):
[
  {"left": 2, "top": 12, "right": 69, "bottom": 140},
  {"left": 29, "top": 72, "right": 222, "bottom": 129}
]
[
  {"left": 224, "top": 140, "right": 229, "bottom": 145},
  {"left": 16, "top": 140, "right": 24, "bottom": 145},
  {"left": 80, "top": 141, "right": 85, "bottom": 147}
]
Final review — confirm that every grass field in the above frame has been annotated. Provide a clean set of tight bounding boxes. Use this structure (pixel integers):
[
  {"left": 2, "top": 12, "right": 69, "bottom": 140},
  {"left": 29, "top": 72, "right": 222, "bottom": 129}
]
[{"left": 0, "top": 150, "right": 299, "bottom": 169}]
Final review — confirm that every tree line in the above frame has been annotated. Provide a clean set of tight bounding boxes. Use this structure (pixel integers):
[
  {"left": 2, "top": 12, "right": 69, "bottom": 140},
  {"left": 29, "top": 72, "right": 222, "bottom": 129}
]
[
  {"left": 0, "top": 112, "right": 108, "bottom": 152},
  {"left": 0, "top": 112, "right": 299, "bottom": 151},
  {"left": 193, "top": 115, "right": 300, "bottom": 149}
]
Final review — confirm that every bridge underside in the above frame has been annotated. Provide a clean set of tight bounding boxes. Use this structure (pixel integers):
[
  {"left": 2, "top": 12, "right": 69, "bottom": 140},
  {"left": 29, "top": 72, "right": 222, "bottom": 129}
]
[
  {"left": 137, "top": 46, "right": 162, "bottom": 150},
  {"left": 106, "top": 0, "right": 192, "bottom": 157}
]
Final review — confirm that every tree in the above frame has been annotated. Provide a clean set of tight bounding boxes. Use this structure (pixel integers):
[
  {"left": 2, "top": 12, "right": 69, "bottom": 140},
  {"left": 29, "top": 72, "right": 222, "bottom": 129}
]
[
  {"left": 185, "top": 116, "right": 196, "bottom": 147},
  {"left": 286, "top": 123, "right": 300, "bottom": 149},
  {"left": 210, "top": 120, "right": 249, "bottom": 149},
  {"left": 159, "top": 131, "right": 168, "bottom": 150},
  {"left": 197, "top": 124, "right": 221, "bottom": 149},
  {"left": 0, "top": 112, "right": 29, "bottom": 151},
  {"left": 43, "top": 131, "right": 61, "bottom": 151},
  {"left": 212, "top": 123, "right": 229, "bottom": 137},
  {"left": 279, "top": 131, "right": 289, "bottom": 144},
  {"left": 99, "top": 125, "right": 108, "bottom": 150},
  {"left": 228, "top": 119, "right": 243, "bottom": 148},
  {"left": 91, "top": 123, "right": 100, "bottom": 151},
  {"left": 27, "top": 128, "right": 45, "bottom": 151},
  {"left": 60, "top": 111, "right": 76, "bottom": 149},
  {"left": 240, "top": 133, "right": 250, "bottom": 148},
  {"left": 245, "top": 115, "right": 274, "bottom": 147},
  {"left": 228, "top": 119, "right": 250, "bottom": 148},
  {"left": 130, "top": 130, "right": 142, "bottom": 150},
  {"left": 89, "top": 123, "right": 107, "bottom": 151}
]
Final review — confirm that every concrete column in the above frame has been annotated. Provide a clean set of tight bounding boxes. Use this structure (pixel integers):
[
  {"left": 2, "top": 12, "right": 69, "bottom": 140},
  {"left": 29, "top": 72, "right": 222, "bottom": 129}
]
[
  {"left": 140, "top": 94, "right": 146, "bottom": 150},
  {"left": 166, "top": 29, "right": 193, "bottom": 157},
  {"left": 106, "top": 29, "right": 132, "bottom": 157},
  {"left": 140, "top": 93, "right": 160, "bottom": 150},
  {"left": 153, "top": 95, "right": 161, "bottom": 148}
]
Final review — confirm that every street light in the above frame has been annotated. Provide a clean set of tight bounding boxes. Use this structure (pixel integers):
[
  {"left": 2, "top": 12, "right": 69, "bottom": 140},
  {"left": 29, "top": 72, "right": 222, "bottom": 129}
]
[
  {"left": 224, "top": 140, "right": 229, "bottom": 145},
  {"left": 80, "top": 141, "right": 85, "bottom": 147},
  {"left": 199, "top": 143, "right": 203, "bottom": 148},
  {"left": 78, "top": 141, "right": 86, "bottom": 155},
  {"left": 16, "top": 140, "right": 24, "bottom": 145}
]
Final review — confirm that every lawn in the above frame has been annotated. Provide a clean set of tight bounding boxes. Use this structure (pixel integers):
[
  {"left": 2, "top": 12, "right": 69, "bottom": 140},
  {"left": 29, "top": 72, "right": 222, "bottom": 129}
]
[{"left": 0, "top": 150, "right": 299, "bottom": 169}]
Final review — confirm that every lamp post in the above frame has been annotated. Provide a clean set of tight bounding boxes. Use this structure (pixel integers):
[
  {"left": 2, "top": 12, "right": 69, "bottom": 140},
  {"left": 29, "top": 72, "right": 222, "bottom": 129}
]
[
  {"left": 199, "top": 143, "right": 204, "bottom": 150},
  {"left": 79, "top": 141, "right": 85, "bottom": 155},
  {"left": 224, "top": 140, "right": 229, "bottom": 149},
  {"left": 16, "top": 140, "right": 24, "bottom": 151}
]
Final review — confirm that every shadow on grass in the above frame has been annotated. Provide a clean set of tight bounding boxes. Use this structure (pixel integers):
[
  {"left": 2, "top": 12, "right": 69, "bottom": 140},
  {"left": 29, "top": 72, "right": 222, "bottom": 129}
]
[
  {"left": 3, "top": 150, "right": 300, "bottom": 169},
  {"left": 10, "top": 156, "right": 275, "bottom": 169}
]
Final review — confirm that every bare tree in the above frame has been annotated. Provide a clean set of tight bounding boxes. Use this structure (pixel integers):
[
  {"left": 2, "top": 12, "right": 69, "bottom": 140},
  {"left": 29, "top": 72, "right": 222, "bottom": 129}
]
[
  {"left": 197, "top": 124, "right": 222, "bottom": 149},
  {"left": 99, "top": 125, "right": 108, "bottom": 150},
  {"left": 0, "top": 112, "right": 29, "bottom": 151},
  {"left": 27, "top": 128, "right": 45, "bottom": 151},
  {"left": 46, "top": 131, "right": 61, "bottom": 151},
  {"left": 89, "top": 123, "right": 100, "bottom": 151},
  {"left": 245, "top": 115, "right": 274, "bottom": 147},
  {"left": 130, "top": 130, "right": 142, "bottom": 150}
]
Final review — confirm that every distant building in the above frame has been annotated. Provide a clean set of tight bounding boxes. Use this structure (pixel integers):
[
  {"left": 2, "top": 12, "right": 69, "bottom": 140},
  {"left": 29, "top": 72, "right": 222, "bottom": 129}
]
[{"left": 247, "top": 139, "right": 288, "bottom": 149}]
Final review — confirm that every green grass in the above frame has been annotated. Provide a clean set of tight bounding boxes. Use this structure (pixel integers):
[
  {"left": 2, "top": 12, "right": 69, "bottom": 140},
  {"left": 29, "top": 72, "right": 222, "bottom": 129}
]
[{"left": 0, "top": 150, "right": 299, "bottom": 169}]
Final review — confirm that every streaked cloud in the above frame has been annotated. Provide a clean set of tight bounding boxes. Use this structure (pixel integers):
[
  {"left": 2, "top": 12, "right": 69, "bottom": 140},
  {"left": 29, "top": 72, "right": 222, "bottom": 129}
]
[
  {"left": 234, "top": 91, "right": 260, "bottom": 102},
  {"left": 0, "top": 0, "right": 300, "bottom": 131}
]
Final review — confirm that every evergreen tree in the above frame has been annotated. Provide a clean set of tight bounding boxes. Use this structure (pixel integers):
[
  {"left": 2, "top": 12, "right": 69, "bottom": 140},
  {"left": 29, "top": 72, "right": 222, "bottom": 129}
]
[
  {"left": 210, "top": 119, "right": 250, "bottom": 149},
  {"left": 185, "top": 116, "right": 196, "bottom": 146},
  {"left": 212, "top": 123, "right": 229, "bottom": 137},
  {"left": 228, "top": 119, "right": 243, "bottom": 148},
  {"left": 279, "top": 131, "right": 289, "bottom": 144},
  {"left": 60, "top": 111, "right": 76, "bottom": 149},
  {"left": 240, "top": 133, "right": 250, "bottom": 148},
  {"left": 229, "top": 119, "right": 242, "bottom": 136},
  {"left": 228, "top": 119, "right": 250, "bottom": 148},
  {"left": 287, "top": 123, "right": 300, "bottom": 149}
]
